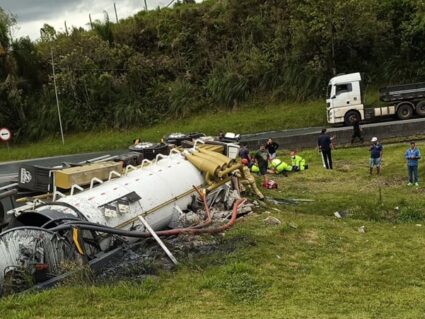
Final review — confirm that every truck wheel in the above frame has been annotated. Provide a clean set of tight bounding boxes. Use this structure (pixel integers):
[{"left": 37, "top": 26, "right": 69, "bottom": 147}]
[
  {"left": 344, "top": 111, "right": 360, "bottom": 126},
  {"left": 415, "top": 101, "right": 425, "bottom": 116},
  {"left": 397, "top": 103, "right": 413, "bottom": 120}
]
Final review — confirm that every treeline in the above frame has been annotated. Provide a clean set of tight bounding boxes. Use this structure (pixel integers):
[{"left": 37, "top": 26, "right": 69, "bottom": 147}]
[{"left": 1, "top": 0, "right": 425, "bottom": 141}]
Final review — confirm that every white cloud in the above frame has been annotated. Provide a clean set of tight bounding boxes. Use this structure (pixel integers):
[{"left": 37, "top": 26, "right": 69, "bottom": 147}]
[{"left": 5, "top": 0, "right": 199, "bottom": 40}]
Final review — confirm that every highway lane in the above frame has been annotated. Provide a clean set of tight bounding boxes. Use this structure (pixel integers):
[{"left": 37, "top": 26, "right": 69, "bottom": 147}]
[{"left": 0, "top": 151, "right": 125, "bottom": 185}]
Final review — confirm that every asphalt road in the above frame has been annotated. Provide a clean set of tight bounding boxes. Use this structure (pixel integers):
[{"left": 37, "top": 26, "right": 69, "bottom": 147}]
[{"left": 0, "top": 151, "right": 125, "bottom": 185}]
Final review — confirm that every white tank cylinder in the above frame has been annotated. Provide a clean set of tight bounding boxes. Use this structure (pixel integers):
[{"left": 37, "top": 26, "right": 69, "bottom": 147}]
[{"left": 34, "top": 153, "right": 205, "bottom": 231}]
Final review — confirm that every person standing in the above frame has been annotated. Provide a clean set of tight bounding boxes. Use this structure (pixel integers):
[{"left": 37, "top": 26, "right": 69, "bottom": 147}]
[
  {"left": 351, "top": 118, "right": 364, "bottom": 144},
  {"left": 405, "top": 141, "right": 421, "bottom": 186},
  {"left": 265, "top": 138, "right": 279, "bottom": 160},
  {"left": 369, "top": 137, "right": 383, "bottom": 175},
  {"left": 255, "top": 145, "right": 269, "bottom": 184},
  {"left": 239, "top": 144, "right": 251, "bottom": 162},
  {"left": 318, "top": 128, "right": 333, "bottom": 169}
]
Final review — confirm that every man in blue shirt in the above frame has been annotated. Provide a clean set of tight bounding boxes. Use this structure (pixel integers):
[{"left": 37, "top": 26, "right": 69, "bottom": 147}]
[
  {"left": 369, "top": 137, "right": 383, "bottom": 175},
  {"left": 405, "top": 141, "right": 421, "bottom": 186}
]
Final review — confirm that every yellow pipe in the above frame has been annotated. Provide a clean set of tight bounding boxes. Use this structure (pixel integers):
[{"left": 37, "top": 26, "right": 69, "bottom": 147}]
[
  {"left": 198, "top": 148, "right": 235, "bottom": 167},
  {"left": 206, "top": 177, "right": 232, "bottom": 192},
  {"left": 184, "top": 153, "right": 220, "bottom": 176},
  {"left": 217, "top": 163, "right": 242, "bottom": 178},
  {"left": 192, "top": 151, "right": 227, "bottom": 171}
]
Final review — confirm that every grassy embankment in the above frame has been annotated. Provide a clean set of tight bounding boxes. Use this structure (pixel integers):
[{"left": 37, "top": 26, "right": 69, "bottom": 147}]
[
  {"left": 2, "top": 141, "right": 425, "bottom": 318},
  {"left": 0, "top": 100, "right": 325, "bottom": 162}
]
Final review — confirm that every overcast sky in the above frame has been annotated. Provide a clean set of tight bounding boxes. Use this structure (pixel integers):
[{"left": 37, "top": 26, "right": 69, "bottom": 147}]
[{"left": 1, "top": 0, "right": 193, "bottom": 40}]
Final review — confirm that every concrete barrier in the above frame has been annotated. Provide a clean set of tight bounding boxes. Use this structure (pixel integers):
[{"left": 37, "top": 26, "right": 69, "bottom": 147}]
[{"left": 241, "top": 118, "right": 425, "bottom": 151}]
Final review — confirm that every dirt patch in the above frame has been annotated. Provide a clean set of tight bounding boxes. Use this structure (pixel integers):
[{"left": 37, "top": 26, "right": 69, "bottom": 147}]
[
  {"left": 300, "top": 230, "right": 320, "bottom": 245},
  {"left": 95, "top": 233, "right": 257, "bottom": 283}
]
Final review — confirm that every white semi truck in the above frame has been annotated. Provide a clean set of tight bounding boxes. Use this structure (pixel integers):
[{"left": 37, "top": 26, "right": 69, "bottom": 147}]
[{"left": 326, "top": 73, "right": 425, "bottom": 125}]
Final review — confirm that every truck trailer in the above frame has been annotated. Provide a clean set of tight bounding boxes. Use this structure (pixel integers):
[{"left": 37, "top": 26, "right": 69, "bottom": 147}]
[{"left": 326, "top": 73, "right": 425, "bottom": 125}]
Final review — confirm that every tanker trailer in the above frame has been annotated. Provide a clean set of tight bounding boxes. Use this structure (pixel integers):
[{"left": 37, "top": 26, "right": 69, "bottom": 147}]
[{"left": 0, "top": 149, "right": 245, "bottom": 296}]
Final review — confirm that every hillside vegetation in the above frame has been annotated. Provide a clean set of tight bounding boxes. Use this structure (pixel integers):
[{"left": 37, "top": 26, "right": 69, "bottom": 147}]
[
  {"left": 2, "top": 142, "right": 425, "bottom": 318},
  {"left": 1, "top": 0, "right": 425, "bottom": 142}
]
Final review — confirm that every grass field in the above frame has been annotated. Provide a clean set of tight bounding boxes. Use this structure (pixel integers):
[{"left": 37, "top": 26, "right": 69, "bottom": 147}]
[
  {"left": 0, "top": 100, "right": 325, "bottom": 162},
  {"left": 2, "top": 141, "right": 425, "bottom": 318}
]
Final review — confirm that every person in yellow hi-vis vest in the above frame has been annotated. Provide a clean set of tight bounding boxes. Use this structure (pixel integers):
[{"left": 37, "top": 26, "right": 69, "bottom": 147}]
[
  {"left": 270, "top": 158, "right": 292, "bottom": 175},
  {"left": 290, "top": 151, "right": 308, "bottom": 171},
  {"left": 250, "top": 159, "right": 272, "bottom": 174}
]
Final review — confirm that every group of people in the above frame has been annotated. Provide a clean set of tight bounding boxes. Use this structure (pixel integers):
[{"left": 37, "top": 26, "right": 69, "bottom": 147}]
[
  {"left": 239, "top": 138, "right": 308, "bottom": 185},
  {"left": 318, "top": 125, "right": 422, "bottom": 186}
]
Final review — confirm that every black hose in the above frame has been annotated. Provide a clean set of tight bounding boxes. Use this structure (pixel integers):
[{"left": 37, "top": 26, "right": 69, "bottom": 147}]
[
  {"left": 40, "top": 217, "right": 81, "bottom": 229},
  {"left": 50, "top": 222, "right": 151, "bottom": 238},
  {"left": 34, "top": 202, "right": 87, "bottom": 221}
]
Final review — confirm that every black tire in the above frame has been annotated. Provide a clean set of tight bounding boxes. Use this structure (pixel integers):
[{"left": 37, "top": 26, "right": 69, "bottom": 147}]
[
  {"left": 416, "top": 101, "right": 425, "bottom": 116},
  {"left": 396, "top": 103, "right": 413, "bottom": 120},
  {"left": 164, "top": 132, "right": 205, "bottom": 146},
  {"left": 128, "top": 142, "right": 169, "bottom": 160},
  {"left": 164, "top": 133, "right": 189, "bottom": 146},
  {"left": 344, "top": 111, "right": 361, "bottom": 126}
]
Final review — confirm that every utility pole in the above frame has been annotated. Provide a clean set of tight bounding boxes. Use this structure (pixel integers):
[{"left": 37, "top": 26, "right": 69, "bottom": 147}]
[
  {"left": 114, "top": 3, "right": 119, "bottom": 23},
  {"left": 64, "top": 20, "right": 69, "bottom": 36},
  {"left": 144, "top": 0, "right": 148, "bottom": 11},
  {"left": 89, "top": 13, "right": 93, "bottom": 29},
  {"left": 51, "top": 49, "right": 65, "bottom": 145}
]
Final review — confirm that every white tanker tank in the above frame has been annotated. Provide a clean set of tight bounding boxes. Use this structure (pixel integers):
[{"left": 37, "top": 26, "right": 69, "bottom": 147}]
[{"left": 0, "top": 149, "right": 244, "bottom": 296}]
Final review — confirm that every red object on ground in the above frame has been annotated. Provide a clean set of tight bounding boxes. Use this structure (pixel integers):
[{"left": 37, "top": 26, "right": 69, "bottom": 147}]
[{"left": 262, "top": 180, "right": 278, "bottom": 189}]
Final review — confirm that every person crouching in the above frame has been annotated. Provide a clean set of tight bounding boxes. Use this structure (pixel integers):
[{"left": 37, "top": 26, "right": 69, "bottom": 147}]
[
  {"left": 270, "top": 158, "right": 292, "bottom": 176},
  {"left": 290, "top": 151, "right": 308, "bottom": 172}
]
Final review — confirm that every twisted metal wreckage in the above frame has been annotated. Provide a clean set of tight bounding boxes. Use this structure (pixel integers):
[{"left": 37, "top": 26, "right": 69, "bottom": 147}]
[{"left": 0, "top": 141, "right": 257, "bottom": 296}]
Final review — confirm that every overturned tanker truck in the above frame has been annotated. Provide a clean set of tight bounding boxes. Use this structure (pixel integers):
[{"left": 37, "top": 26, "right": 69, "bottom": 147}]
[{"left": 0, "top": 146, "right": 249, "bottom": 296}]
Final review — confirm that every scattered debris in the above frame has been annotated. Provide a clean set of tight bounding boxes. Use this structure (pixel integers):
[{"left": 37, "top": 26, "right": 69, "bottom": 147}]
[
  {"left": 262, "top": 180, "right": 278, "bottom": 189},
  {"left": 334, "top": 211, "right": 348, "bottom": 219},
  {"left": 226, "top": 190, "right": 241, "bottom": 209},
  {"left": 263, "top": 216, "right": 282, "bottom": 226},
  {"left": 288, "top": 222, "right": 298, "bottom": 229},
  {"left": 266, "top": 197, "right": 314, "bottom": 206}
]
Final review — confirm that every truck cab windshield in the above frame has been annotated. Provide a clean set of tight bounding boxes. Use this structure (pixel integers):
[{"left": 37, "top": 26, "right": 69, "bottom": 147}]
[{"left": 327, "top": 85, "right": 332, "bottom": 98}]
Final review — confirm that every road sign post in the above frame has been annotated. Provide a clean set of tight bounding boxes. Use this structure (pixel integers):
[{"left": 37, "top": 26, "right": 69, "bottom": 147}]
[
  {"left": 0, "top": 128, "right": 11, "bottom": 153},
  {"left": 0, "top": 128, "right": 11, "bottom": 142}
]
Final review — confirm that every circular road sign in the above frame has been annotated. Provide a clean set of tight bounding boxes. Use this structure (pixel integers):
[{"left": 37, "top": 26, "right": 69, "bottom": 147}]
[{"left": 0, "top": 128, "right": 12, "bottom": 142}]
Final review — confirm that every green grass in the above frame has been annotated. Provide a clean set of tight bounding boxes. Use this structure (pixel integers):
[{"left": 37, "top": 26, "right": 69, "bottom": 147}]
[
  {"left": 0, "top": 100, "right": 325, "bottom": 162},
  {"left": 2, "top": 141, "right": 425, "bottom": 318}
]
